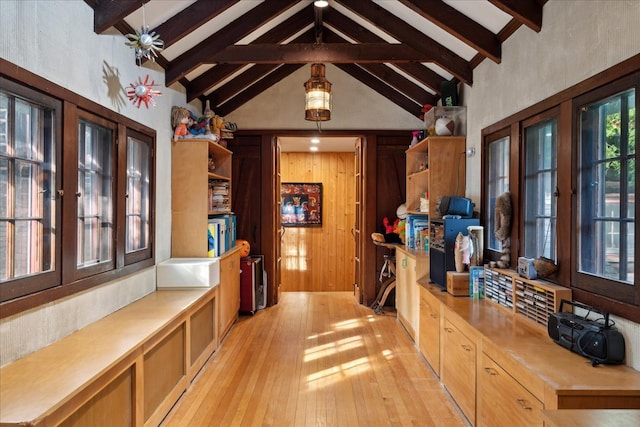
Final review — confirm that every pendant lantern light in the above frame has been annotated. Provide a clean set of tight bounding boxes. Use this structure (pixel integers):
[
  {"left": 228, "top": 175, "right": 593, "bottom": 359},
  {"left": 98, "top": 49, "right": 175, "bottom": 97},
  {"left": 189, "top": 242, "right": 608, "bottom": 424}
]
[{"left": 304, "top": 63, "right": 332, "bottom": 122}]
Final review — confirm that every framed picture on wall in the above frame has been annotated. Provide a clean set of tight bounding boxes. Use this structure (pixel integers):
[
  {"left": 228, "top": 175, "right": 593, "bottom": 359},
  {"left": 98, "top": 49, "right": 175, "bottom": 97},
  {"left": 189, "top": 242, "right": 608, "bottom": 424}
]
[{"left": 281, "top": 182, "right": 322, "bottom": 227}]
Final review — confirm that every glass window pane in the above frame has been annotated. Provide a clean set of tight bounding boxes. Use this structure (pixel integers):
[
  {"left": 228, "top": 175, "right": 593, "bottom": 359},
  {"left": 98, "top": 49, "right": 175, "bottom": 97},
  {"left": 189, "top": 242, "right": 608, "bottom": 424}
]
[
  {"left": 486, "top": 136, "right": 510, "bottom": 251},
  {"left": 77, "top": 119, "right": 113, "bottom": 268},
  {"left": 0, "top": 94, "right": 8, "bottom": 155},
  {"left": 523, "top": 118, "right": 557, "bottom": 260},
  {"left": 126, "top": 136, "right": 150, "bottom": 253},
  {"left": 578, "top": 88, "right": 635, "bottom": 285},
  {"left": 14, "top": 99, "right": 41, "bottom": 161},
  {"left": 0, "top": 88, "right": 55, "bottom": 282}
]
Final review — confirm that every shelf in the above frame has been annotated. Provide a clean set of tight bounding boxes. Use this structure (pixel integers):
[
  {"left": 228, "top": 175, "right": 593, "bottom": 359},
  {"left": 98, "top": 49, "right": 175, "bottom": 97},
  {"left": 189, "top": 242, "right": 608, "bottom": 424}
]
[
  {"left": 484, "top": 267, "right": 572, "bottom": 328},
  {"left": 407, "top": 169, "right": 429, "bottom": 179}
]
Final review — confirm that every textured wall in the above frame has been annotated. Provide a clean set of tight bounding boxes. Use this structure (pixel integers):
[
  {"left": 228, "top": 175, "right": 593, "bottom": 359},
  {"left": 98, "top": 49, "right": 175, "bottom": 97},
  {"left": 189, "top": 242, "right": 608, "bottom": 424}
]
[
  {"left": 0, "top": 0, "right": 183, "bottom": 366},
  {"left": 463, "top": 0, "right": 640, "bottom": 370}
]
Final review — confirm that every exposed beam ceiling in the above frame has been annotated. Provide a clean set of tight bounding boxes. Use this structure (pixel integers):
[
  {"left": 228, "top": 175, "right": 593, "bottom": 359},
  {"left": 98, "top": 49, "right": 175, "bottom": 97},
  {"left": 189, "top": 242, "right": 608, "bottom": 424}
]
[{"left": 85, "top": 0, "right": 547, "bottom": 117}]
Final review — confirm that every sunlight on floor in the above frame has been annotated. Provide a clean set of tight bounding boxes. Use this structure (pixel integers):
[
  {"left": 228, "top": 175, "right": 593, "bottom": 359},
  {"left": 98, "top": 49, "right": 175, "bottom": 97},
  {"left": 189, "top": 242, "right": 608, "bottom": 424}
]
[
  {"left": 303, "top": 335, "right": 364, "bottom": 362},
  {"left": 305, "top": 356, "right": 371, "bottom": 387}
]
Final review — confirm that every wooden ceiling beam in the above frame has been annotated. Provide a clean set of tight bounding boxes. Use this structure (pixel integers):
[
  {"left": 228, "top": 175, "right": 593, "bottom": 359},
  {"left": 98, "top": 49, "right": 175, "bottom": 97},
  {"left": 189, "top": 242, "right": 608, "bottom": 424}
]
[
  {"left": 210, "top": 43, "right": 435, "bottom": 64},
  {"left": 489, "top": 0, "right": 544, "bottom": 33},
  {"left": 91, "top": 0, "right": 148, "bottom": 34},
  {"left": 323, "top": 8, "right": 443, "bottom": 94},
  {"left": 215, "top": 64, "right": 304, "bottom": 117},
  {"left": 186, "top": 5, "right": 314, "bottom": 101},
  {"left": 208, "top": 31, "right": 315, "bottom": 107},
  {"left": 153, "top": 0, "right": 240, "bottom": 49},
  {"left": 334, "top": 0, "right": 472, "bottom": 84},
  {"left": 335, "top": 63, "right": 423, "bottom": 117},
  {"left": 323, "top": 30, "right": 436, "bottom": 106},
  {"left": 398, "top": 0, "right": 501, "bottom": 63},
  {"left": 165, "top": 0, "right": 299, "bottom": 85}
]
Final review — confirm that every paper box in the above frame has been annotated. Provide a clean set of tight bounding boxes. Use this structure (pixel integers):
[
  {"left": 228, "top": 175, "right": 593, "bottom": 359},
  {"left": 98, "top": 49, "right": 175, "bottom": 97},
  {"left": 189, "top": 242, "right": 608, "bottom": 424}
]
[{"left": 447, "top": 271, "right": 469, "bottom": 296}]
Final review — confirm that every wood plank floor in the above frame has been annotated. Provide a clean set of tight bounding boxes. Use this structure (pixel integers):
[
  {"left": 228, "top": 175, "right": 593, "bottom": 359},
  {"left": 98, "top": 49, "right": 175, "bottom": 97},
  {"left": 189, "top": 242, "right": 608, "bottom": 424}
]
[{"left": 161, "top": 292, "right": 468, "bottom": 427}]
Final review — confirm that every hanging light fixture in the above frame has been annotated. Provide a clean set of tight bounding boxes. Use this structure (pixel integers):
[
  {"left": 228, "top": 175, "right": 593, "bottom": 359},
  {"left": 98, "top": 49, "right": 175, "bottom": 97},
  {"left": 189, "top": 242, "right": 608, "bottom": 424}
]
[{"left": 304, "top": 63, "right": 332, "bottom": 122}]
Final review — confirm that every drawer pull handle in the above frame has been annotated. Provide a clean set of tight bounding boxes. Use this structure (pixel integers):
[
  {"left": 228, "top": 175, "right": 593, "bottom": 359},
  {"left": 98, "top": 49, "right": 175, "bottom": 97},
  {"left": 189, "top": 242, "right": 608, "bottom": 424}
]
[
  {"left": 444, "top": 327, "right": 453, "bottom": 333},
  {"left": 483, "top": 367, "right": 497, "bottom": 376},
  {"left": 430, "top": 314, "right": 438, "bottom": 319},
  {"left": 517, "top": 399, "right": 532, "bottom": 410},
  {"left": 461, "top": 344, "right": 472, "bottom": 352}
]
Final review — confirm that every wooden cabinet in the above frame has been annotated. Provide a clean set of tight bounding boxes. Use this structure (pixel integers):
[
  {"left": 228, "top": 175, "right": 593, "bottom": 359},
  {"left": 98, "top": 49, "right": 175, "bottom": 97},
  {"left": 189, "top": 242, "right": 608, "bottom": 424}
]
[
  {"left": 405, "top": 136, "right": 466, "bottom": 216},
  {"left": 418, "top": 285, "right": 440, "bottom": 376},
  {"left": 478, "top": 352, "right": 543, "bottom": 427},
  {"left": 441, "top": 313, "right": 477, "bottom": 425},
  {"left": 417, "top": 283, "right": 640, "bottom": 427},
  {"left": 171, "top": 138, "right": 232, "bottom": 257},
  {"left": 219, "top": 248, "right": 240, "bottom": 340},
  {"left": 396, "top": 250, "right": 418, "bottom": 340}
]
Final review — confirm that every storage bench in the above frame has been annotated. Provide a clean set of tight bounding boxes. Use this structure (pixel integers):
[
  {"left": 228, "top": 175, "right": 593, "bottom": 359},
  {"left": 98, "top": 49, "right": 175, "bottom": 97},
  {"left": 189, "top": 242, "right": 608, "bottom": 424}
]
[{"left": 0, "top": 287, "right": 218, "bottom": 427}]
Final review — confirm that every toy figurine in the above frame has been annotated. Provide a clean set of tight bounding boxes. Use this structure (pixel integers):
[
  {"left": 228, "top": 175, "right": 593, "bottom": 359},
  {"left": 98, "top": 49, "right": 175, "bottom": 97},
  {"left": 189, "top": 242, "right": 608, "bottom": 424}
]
[{"left": 171, "top": 106, "right": 190, "bottom": 139}]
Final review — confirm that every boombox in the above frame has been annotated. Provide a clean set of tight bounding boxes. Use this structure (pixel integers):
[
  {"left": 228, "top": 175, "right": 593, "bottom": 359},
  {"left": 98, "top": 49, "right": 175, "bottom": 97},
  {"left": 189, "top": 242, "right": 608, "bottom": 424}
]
[
  {"left": 435, "top": 196, "right": 474, "bottom": 218},
  {"left": 548, "top": 300, "right": 625, "bottom": 366}
]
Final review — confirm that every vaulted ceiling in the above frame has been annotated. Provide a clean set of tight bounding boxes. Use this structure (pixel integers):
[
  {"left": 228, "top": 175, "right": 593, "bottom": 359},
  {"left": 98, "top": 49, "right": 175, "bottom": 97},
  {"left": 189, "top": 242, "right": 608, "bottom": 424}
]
[{"left": 85, "top": 0, "right": 546, "bottom": 118}]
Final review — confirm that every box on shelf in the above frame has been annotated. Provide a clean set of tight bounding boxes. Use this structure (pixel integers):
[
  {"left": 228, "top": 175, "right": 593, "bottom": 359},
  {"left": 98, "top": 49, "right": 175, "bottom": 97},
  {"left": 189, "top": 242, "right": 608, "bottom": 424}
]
[
  {"left": 469, "top": 266, "right": 484, "bottom": 298},
  {"left": 424, "top": 106, "right": 467, "bottom": 137},
  {"left": 157, "top": 258, "right": 220, "bottom": 289},
  {"left": 447, "top": 271, "right": 469, "bottom": 296}
]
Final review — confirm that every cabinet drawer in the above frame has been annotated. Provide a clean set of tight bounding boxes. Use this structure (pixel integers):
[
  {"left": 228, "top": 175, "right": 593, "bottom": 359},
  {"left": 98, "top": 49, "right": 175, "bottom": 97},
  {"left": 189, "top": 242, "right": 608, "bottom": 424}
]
[
  {"left": 478, "top": 352, "right": 543, "bottom": 427},
  {"left": 442, "top": 319, "right": 476, "bottom": 424},
  {"left": 419, "top": 286, "right": 440, "bottom": 376}
]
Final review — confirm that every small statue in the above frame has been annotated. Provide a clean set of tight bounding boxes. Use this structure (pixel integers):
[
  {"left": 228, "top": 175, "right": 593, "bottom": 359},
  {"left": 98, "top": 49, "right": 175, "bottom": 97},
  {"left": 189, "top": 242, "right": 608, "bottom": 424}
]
[{"left": 171, "top": 106, "right": 190, "bottom": 139}]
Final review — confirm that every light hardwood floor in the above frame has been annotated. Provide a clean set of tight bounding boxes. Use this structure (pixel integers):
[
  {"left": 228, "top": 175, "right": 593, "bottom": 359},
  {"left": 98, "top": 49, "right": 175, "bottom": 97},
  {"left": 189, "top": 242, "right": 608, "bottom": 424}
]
[{"left": 161, "top": 292, "right": 468, "bottom": 427}]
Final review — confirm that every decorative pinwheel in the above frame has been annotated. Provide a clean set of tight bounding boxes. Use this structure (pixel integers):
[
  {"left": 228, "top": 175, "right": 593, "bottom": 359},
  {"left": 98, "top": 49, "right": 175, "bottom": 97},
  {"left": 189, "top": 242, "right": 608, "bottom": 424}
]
[
  {"left": 126, "top": 75, "right": 162, "bottom": 109},
  {"left": 125, "top": 26, "right": 164, "bottom": 63}
]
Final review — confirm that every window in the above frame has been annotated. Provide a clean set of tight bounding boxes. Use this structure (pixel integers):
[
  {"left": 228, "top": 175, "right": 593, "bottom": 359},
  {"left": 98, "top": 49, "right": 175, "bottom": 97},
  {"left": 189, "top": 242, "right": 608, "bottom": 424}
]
[
  {"left": 0, "top": 70, "right": 155, "bottom": 315},
  {"left": 485, "top": 133, "right": 510, "bottom": 252},
  {"left": 481, "top": 67, "right": 638, "bottom": 321},
  {"left": 575, "top": 82, "right": 636, "bottom": 304},
  {"left": 77, "top": 116, "right": 115, "bottom": 275},
  {"left": 523, "top": 116, "right": 557, "bottom": 260},
  {"left": 125, "top": 131, "right": 153, "bottom": 264},
  {"left": 0, "top": 81, "right": 60, "bottom": 300}
]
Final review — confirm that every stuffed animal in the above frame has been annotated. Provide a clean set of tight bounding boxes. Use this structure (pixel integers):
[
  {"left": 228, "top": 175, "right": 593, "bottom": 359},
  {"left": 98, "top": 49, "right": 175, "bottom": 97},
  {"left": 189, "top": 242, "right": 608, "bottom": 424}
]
[
  {"left": 494, "top": 191, "right": 512, "bottom": 268},
  {"left": 171, "top": 106, "right": 190, "bottom": 139},
  {"left": 212, "top": 115, "right": 225, "bottom": 137},
  {"left": 188, "top": 110, "right": 207, "bottom": 135}
]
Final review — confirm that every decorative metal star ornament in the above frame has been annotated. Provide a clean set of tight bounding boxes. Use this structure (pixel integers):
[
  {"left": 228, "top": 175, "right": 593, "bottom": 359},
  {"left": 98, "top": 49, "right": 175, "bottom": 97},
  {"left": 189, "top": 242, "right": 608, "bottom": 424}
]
[
  {"left": 125, "top": 26, "right": 164, "bottom": 64},
  {"left": 126, "top": 74, "right": 162, "bottom": 109}
]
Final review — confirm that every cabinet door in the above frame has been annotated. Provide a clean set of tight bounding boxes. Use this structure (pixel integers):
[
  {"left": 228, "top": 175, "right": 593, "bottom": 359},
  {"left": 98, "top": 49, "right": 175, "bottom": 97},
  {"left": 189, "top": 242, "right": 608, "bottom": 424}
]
[
  {"left": 219, "top": 251, "right": 240, "bottom": 340},
  {"left": 441, "top": 318, "right": 476, "bottom": 424},
  {"left": 418, "top": 286, "right": 440, "bottom": 376},
  {"left": 478, "top": 353, "right": 543, "bottom": 427},
  {"left": 406, "top": 256, "right": 418, "bottom": 340}
]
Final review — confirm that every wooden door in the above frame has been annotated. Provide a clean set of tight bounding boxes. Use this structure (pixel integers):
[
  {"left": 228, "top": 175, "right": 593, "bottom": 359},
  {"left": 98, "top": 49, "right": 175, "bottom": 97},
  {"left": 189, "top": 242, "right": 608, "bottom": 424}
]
[
  {"left": 274, "top": 139, "right": 282, "bottom": 304},
  {"left": 353, "top": 139, "right": 363, "bottom": 303}
]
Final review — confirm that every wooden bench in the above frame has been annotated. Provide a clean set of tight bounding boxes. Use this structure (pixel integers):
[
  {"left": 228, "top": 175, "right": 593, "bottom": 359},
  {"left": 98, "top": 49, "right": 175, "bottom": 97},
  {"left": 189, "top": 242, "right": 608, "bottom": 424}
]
[{"left": 0, "top": 287, "right": 218, "bottom": 427}]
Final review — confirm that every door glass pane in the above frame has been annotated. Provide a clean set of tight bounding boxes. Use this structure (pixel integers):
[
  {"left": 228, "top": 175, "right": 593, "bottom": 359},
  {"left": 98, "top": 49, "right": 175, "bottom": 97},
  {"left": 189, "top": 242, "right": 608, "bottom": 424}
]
[
  {"left": 523, "top": 118, "right": 557, "bottom": 260},
  {"left": 0, "top": 94, "right": 8, "bottom": 155},
  {"left": 578, "top": 88, "right": 635, "bottom": 284},
  {"left": 486, "top": 136, "right": 510, "bottom": 251},
  {"left": 77, "top": 119, "right": 113, "bottom": 268}
]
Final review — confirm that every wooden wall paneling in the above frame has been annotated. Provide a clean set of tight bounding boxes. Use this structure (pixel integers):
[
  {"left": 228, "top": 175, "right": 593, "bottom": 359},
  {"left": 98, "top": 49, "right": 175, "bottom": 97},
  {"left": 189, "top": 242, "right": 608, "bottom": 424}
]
[
  {"left": 229, "top": 135, "right": 263, "bottom": 253},
  {"left": 280, "top": 152, "right": 355, "bottom": 292}
]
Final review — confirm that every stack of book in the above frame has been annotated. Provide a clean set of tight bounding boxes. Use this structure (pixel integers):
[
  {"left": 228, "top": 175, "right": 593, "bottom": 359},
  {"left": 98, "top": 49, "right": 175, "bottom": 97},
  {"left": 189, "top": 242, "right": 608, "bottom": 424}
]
[
  {"left": 405, "top": 214, "right": 429, "bottom": 251},
  {"left": 208, "top": 180, "right": 230, "bottom": 212}
]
